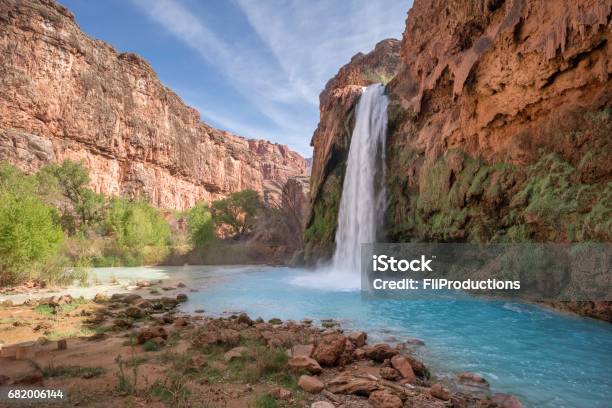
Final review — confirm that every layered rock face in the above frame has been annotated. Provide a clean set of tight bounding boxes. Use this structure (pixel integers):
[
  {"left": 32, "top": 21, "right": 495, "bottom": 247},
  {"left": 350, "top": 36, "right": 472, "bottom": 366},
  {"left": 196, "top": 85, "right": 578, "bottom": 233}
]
[
  {"left": 385, "top": 0, "right": 610, "bottom": 244},
  {"left": 0, "top": 0, "right": 306, "bottom": 210},
  {"left": 306, "top": 0, "right": 611, "bottom": 319}
]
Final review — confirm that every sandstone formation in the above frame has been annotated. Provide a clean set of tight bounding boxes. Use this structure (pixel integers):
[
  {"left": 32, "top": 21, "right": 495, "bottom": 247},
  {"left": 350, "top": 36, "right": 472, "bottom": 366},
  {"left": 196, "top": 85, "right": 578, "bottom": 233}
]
[
  {"left": 305, "top": 0, "right": 611, "bottom": 319},
  {"left": 307, "top": 0, "right": 611, "bottom": 255},
  {"left": 0, "top": 0, "right": 306, "bottom": 210}
]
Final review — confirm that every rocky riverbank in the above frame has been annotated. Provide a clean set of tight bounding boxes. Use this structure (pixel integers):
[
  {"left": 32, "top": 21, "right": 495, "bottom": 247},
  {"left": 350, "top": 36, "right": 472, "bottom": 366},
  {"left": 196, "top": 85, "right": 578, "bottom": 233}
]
[{"left": 0, "top": 289, "right": 522, "bottom": 408}]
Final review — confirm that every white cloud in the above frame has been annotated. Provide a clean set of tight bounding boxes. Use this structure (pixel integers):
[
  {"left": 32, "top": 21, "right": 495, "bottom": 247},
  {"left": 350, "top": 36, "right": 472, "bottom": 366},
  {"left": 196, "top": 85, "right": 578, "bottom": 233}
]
[
  {"left": 236, "top": 0, "right": 409, "bottom": 102},
  {"left": 130, "top": 0, "right": 410, "bottom": 155}
]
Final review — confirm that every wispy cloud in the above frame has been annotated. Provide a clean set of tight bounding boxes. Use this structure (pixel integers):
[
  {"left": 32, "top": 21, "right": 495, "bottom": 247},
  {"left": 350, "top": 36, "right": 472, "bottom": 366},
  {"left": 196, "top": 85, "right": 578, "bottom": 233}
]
[
  {"left": 236, "top": 0, "right": 409, "bottom": 104},
  {"left": 130, "top": 0, "right": 409, "bottom": 156}
]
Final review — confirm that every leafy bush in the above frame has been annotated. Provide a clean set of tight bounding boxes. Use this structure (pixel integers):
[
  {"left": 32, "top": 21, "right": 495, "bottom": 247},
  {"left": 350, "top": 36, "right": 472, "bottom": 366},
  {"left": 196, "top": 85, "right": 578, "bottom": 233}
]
[
  {"left": 0, "top": 191, "right": 64, "bottom": 285},
  {"left": 101, "top": 198, "right": 171, "bottom": 265},
  {"left": 187, "top": 202, "right": 215, "bottom": 247}
]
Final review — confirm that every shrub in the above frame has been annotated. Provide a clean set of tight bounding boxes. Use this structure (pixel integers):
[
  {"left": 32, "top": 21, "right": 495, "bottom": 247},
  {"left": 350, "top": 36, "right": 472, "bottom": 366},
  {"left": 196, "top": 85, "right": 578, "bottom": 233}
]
[
  {"left": 101, "top": 198, "right": 171, "bottom": 265},
  {"left": 187, "top": 202, "right": 215, "bottom": 247},
  {"left": 0, "top": 191, "right": 64, "bottom": 285},
  {"left": 255, "top": 394, "right": 279, "bottom": 408}
]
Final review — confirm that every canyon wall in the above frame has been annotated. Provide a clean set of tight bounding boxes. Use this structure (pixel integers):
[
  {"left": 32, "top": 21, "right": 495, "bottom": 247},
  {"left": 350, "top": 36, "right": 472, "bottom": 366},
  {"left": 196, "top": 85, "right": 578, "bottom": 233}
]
[
  {"left": 307, "top": 0, "right": 611, "bottom": 258},
  {"left": 306, "top": 0, "right": 611, "bottom": 318},
  {"left": 0, "top": 0, "right": 307, "bottom": 210}
]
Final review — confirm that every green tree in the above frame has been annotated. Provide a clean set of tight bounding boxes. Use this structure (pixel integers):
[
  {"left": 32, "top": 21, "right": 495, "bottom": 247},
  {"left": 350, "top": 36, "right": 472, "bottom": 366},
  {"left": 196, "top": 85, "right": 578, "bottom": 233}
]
[
  {"left": 0, "top": 192, "right": 64, "bottom": 285},
  {"left": 211, "top": 189, "right": 262, "bottom": 236},
  {"left": 0, "top": 162, "right": 37, "bottom": 196},
  {"left": 105, "top": 198, "right": 171, "bottom": 251},
  {"left": 187, "top": 202, "right": 215, "bottom": 247},
  {"left": 38, "top": 160, "right": 103, "bottom": 227}
]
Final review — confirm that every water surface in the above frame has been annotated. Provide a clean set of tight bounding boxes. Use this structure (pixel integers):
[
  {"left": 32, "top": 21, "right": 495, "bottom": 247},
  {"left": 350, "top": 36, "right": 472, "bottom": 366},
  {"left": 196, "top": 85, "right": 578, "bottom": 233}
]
[{"left": 171, "top": 265, "right": 612, "bottom": 408}]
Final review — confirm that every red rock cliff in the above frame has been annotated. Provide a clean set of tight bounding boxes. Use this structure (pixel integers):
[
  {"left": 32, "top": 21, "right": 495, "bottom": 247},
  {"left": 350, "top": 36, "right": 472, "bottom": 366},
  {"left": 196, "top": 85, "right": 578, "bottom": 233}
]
[
  {"left": 307, "top": 0, "right": 610, "bottom": 248},
  {"left": 0, "top": 0, "right": 307, "bottom": 210},
  {"left": 306, "top": 0, "right": 611, "bottom": 319}
]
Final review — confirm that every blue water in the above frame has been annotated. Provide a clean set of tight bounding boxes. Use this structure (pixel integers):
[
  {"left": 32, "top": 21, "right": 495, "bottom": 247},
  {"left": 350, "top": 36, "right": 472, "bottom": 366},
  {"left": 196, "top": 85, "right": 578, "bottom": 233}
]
[{"left": 147, "top": 265, "right": 612, "bottom": 407}]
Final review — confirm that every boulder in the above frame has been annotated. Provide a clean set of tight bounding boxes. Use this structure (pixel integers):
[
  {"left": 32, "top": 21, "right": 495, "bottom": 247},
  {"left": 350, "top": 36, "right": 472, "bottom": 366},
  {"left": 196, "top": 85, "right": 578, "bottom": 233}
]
[
  {"left": 122, "top": 294, "right": 142, "bottom": 304},
  {"left": 368, "top": 390, "right": 403, "bottom": 408},
  {"left": 312, "top": 333, "right": 347, "bottom": 366},
  {"left": 364, "top": 343, "right": 398, "bottom": 362},
  {"left": 137, "top": 326, "right": 168, "bottom": 344},
  {"left": 93, "top": 293, "right": 110, "bottom": 303},
  {"left": 193, "top": 328, "right": 241, "bottom": 347},
  {"left": 176, "top": 294, "right": 188, "bottom": 303},
  {"left": 270, "top": 387, "right": 292, "bottom": 400},
  {"left": 135, "top": 280, "right": 151, "bottom": 288},
  {"left": 125, "top": 306, "right": 144, "bottom": 319},
  {"left": 113, "top": 318, "right": 133, "bottom": 329},
  {"left": 338, "top": 338, "right": 355, "bottom": 366},
  {"left": 290, "top": 344, "right": 314, "bottom": 358},
  {"left": 224, "top": 346, "right": 248, "bottom": 362},
  {"left": 288, "top": 356, "right": 322, "bottom": 374},
  {"left": 348, "top": 331, "right": 367, "bottom": 347},
  {"left": 134, "top": 299, "right": 152, "bottom": 309},
  {"left": 390, "top": 355, "right": 416, "bottom": 382},
  {"left": 430, "top": 383, "right": 450, "bottom": 401},
  {"left": 353, "top": 348, "right": 366, "bottom": 360},
  {"left": 160, "top": 297, "right": 179, "bottom": 308},
  {"left": 457, "top": 372, "right": 489, "bottom": 388},
  {"left": 236, "top": 313, "right": 253, "bottom": 326},
  {"left": 492, "top": 393, "right": 524, "bottom": 408},
  {"left": 173, "top": 317, "right": 188, "bottom": 327},
  {"left": 326, "top": 372, "right": 379, "bottom": 395},
  {"left": 298, "top": 375, "right": 324, "bottom": 394},
  {"left": 404, "top": 355, "right": 428, "bottom": 378},
  {"left": 380, "top": 367, "right": 401, "bottom": 381}
]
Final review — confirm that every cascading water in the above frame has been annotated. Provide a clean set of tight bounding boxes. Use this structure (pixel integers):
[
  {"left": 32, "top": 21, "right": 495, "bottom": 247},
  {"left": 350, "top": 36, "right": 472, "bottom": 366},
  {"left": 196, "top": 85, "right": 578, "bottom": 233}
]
[
  {"left": 332, "top": 83, "right": 388, "bottom": 274},
  {"left": 292, "top": 83, "right": 388, "bottom": 290}
]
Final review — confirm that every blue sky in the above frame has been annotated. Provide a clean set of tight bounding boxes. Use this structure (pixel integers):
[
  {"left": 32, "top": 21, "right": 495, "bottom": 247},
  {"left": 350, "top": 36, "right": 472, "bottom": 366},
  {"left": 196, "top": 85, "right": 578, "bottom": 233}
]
[{"left": 59, "top": 0, "right": 411, "bottom": 156}]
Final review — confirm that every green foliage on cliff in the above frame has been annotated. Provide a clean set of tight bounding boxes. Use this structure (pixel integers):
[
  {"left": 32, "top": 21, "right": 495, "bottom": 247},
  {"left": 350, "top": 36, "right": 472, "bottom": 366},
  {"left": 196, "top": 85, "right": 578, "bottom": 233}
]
[
  {"left": 304, "top": 170, "right": 343, "bottom": 260},
  {"left": 386, "top": 149, "right": 611, "bottom": 244}
]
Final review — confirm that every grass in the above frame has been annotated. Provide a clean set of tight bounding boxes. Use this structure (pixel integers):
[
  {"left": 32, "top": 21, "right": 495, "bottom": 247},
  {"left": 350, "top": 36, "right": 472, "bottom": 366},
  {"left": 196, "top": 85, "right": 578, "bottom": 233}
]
[
  {"left": 34, "top": 304, "right": 55, "bottom": 316},
  {"left": 143, "top": 339, "right": 161, "bottom": 352},
  {"left": 43, "top": 364, "right": 106, "bottom": 379},
  {"left": 45, "top": 325, "right": 112, "bottom": 341},
  {"left": 227, "top": 345, "right": 289, "bottom": 384},
  {"left": 114, "top": 351, "right": 146, "bottom": 395},
  {"left": 34, "top": 297, "right": 90, "bottom": 316},
  {"left": 255, "top": 394, "right": 279, "bottom": 408},
  {"left": 149, "top": 373, "right": 193, "bottom": 408},
  {"left": 159, "top": 351, "right": 222, "bottom": 383}
]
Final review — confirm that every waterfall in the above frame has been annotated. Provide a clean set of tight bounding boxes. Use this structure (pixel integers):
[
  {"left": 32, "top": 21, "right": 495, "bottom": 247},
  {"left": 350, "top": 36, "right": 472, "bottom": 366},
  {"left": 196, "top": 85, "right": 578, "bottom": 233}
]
[
  {"left": 290, "top": 83, "right": 388, "bottom": 290},
  {"left": 331, "top": 83, "right": 388, "bottom": 274}
]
